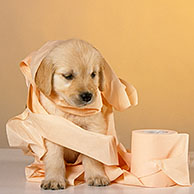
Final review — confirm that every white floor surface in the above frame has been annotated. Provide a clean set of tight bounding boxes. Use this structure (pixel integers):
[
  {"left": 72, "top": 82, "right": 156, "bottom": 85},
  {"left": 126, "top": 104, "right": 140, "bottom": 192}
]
[{"left": 0, "top": 148, "right": 194, "bottom": 194}]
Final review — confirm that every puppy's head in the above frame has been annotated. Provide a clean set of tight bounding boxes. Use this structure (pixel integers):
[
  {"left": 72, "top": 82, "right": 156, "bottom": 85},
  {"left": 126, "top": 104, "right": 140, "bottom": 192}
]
[{"left": 35, "top": 39, "right": 105, "bottom": 107}]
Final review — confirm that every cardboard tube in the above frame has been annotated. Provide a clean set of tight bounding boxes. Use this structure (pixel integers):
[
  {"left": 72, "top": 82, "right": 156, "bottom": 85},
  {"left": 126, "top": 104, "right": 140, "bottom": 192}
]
[{"left": 131, "top": 129, "right": 190, "bottom": 187}]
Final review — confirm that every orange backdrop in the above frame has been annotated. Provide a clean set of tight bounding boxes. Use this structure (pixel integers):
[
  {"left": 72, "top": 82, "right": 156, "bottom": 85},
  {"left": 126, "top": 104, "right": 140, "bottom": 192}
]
[{"left": 1, "top": 0, "right": 194, "bottom": 150}]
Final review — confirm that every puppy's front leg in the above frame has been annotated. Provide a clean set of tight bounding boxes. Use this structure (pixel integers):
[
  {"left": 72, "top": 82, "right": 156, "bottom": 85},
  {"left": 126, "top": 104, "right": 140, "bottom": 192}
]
[
  {"left": 82, "top": 155, "right": 110, "bottom": 186},
  {"left": 41, "top": 139, "right": 67, "bottom": 190},
  {"left": 82, "top": 113, "right": 110, "bottom": 186}
]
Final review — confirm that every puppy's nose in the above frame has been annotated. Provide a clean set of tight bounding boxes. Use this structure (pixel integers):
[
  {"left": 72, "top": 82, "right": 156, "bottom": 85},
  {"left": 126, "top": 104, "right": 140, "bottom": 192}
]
[{"left": 80, "top": 92, "right": 93, "bottom": 103}]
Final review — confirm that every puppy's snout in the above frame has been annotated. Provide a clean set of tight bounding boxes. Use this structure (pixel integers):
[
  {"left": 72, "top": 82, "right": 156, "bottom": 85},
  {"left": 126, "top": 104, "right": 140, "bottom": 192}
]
[{"left": 79, "top": 92, "right": 93, "bottom": 103}]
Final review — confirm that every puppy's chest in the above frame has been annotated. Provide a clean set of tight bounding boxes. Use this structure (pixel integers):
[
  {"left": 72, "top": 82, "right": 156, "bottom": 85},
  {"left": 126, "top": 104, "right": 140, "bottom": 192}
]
[
  {"left": 40, "top": 95, "right": 106, "bottom": 133},
  {"left": 40, "top": 96, "right": 89, "bottom": 130},
  {"left": 62, "top": 112, "right": 106, "bottom": 134},
  {"left": 63, "top": 113, "right": 89, "bottom": 130}
]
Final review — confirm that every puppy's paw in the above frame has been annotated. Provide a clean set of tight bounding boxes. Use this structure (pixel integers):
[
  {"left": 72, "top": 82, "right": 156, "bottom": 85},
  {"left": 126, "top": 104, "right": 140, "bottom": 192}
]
[
  {"left": 41, "top": 178, "right": 67, "bottom": 190},
  {"left": 87, "top": 175, "right": 110, "bottom": 187}
]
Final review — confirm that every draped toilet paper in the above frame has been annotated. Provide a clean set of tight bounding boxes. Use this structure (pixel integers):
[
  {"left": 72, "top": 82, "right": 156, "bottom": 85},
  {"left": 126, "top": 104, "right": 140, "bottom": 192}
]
[{"left": 6, "top": 40, "right": 190, "bottom": 187}]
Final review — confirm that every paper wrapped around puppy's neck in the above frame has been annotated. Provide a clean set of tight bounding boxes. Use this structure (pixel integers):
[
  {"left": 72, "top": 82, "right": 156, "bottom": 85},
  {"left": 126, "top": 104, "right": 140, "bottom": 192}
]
[{"left": 6, "top": 40, "right": 190, "bottom": 187}]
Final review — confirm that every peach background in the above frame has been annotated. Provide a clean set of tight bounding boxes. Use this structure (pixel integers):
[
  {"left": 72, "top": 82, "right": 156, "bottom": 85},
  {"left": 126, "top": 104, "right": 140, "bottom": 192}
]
[{"left": 1, "top": 0, "right": 194, "bottom": 150}]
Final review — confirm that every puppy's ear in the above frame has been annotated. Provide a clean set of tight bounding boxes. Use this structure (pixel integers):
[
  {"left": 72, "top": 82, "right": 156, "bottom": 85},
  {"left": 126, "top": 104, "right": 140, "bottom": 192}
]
[
  {"left": 35, "top": 58, "right": 54, "bottom": 96},
  {"left": 99, "top": 61, "right": 105, "bottom": 91}
]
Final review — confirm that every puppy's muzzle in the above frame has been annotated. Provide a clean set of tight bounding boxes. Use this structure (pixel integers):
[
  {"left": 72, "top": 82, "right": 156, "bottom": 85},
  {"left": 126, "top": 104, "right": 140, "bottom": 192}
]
[{"left": 79, "top": 92, "right": 93, "bottom": 103}]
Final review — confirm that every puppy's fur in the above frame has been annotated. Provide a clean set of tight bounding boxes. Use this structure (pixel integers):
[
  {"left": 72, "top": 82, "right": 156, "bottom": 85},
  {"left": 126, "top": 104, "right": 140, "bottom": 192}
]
[{"left": 35, "top": 39, "right": 110, "bottom": 190}]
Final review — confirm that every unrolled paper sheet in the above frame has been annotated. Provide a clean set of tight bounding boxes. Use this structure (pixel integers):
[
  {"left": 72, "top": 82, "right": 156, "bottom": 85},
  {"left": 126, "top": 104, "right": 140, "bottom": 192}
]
[{"left": 6, "top": 40, "right": 190, "bottom": 187}]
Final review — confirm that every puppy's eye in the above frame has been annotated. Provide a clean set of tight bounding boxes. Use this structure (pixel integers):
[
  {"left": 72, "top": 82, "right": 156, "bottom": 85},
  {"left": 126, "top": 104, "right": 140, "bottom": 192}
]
[
  {"left": 91, "top": 72, "right": 96, "bottom": 79},
  {"left": 62, "top": 74, "right": 74, "bottom": 80}
]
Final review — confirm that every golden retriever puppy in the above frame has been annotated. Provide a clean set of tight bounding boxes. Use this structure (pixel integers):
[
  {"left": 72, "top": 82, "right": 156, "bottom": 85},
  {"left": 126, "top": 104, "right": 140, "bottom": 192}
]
[{"left": 35, "top": 39, "right": 110, "bottom": 190}]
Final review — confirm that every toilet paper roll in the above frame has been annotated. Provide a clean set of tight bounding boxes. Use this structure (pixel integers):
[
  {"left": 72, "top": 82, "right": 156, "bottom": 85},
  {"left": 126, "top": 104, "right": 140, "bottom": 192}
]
[{"left": 131, "top": 129, "right": 190, "bottom": 187}]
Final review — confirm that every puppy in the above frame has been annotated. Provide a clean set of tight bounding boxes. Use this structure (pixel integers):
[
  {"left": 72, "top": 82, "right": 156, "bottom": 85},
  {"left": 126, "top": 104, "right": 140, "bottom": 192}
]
[{"left": 35, "top": 39, "right": 110, "bottom": 190}]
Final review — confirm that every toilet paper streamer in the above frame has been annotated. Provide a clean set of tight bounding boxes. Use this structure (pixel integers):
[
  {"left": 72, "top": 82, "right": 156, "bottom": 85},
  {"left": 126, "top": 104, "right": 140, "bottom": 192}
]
[{"left": 6, "top": 40, "right": 190, "bottom": 187}]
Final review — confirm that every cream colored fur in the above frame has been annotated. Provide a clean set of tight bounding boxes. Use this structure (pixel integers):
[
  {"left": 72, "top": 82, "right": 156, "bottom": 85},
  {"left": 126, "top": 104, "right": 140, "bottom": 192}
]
[{"left": 35, "top": 39, "right": 110, "bottom": 190}]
